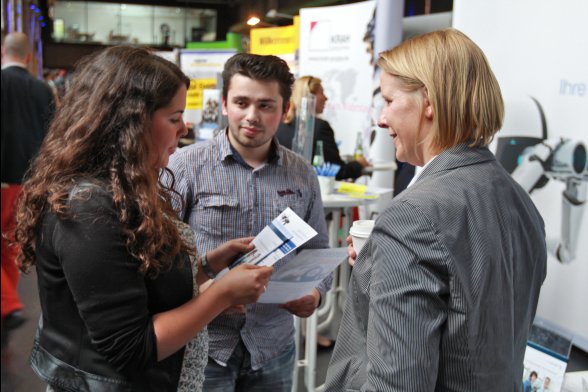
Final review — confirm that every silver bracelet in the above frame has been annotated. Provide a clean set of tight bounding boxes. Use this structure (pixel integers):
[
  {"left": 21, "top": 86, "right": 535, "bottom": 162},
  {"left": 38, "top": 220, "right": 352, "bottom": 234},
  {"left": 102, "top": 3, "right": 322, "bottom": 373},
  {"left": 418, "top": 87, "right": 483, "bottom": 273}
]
[{"left": 200, "top": 253, "right": 216, "bottom": 279}]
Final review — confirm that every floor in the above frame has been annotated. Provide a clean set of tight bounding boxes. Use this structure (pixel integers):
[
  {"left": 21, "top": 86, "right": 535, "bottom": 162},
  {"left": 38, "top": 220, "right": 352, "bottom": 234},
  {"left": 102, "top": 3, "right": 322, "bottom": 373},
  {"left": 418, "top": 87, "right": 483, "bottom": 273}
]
[{"left": 2, "top": 270, "right": 587, "bottom": 392}]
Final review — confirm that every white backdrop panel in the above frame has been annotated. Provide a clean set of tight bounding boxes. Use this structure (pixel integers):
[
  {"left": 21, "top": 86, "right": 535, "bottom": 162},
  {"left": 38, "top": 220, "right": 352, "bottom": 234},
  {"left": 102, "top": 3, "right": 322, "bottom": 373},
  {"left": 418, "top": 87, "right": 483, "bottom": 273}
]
[
  {"left": 454, "top": 0, "right": 588, "bottom": 350},
  {"left": 299, "top": 1, "right": 376, "bottom": 156}
]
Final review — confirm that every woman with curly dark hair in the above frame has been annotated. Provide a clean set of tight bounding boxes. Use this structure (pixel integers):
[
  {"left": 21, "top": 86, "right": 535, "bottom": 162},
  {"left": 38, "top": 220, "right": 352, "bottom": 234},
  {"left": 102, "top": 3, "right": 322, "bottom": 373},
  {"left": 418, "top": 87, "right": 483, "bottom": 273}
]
[{"left": 13, "top": 46, "right": 272, "bottom": 392}]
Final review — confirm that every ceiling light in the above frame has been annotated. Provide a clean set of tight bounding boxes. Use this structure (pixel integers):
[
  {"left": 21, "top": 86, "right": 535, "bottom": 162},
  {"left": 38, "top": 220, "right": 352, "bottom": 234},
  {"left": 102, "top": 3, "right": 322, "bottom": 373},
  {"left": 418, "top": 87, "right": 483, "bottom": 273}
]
[{"left": 247, "top": 16, "right": 260, "bottom": 26}]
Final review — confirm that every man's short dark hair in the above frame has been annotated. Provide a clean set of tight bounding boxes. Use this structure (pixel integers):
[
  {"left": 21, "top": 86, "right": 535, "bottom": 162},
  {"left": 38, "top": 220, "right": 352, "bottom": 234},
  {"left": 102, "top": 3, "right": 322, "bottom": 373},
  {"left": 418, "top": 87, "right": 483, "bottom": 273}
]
[{"left": 222, "top": 53, "right": 295, "bottom": 111}]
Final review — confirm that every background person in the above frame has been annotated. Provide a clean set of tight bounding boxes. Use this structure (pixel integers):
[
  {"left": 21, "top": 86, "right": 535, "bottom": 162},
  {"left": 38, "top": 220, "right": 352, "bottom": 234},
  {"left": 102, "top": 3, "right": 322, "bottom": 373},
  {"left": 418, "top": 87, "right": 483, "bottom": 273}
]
[
  {"left": 168, "top": 53, "right": 330, "bottom": 392},
  {"left": 277, "top": 75, "right": 371, "bottom": 181},
  {"left": 1, "top": 32, "right": 54, "bottom": 333},
  {"left": 325, "top": 28, "right": 546, "bottom": 391},
  {"left": 13, "top": 46, "right": 272, "bottom": 392}
]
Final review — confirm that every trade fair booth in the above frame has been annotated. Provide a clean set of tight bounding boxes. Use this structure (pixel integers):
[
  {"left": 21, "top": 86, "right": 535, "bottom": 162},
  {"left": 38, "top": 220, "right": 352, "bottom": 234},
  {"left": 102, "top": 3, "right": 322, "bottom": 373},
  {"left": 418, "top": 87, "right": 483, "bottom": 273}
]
[{"left": 2, "top": 0, "right": 586, "bottom": 391}]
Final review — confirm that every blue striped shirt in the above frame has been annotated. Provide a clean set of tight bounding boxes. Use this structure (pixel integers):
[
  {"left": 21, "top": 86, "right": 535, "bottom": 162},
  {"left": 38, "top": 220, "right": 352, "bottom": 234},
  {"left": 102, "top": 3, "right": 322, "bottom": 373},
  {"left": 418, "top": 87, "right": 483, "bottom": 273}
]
[{"left": 167, "top": 130, "right": 330, "bottom": 369}]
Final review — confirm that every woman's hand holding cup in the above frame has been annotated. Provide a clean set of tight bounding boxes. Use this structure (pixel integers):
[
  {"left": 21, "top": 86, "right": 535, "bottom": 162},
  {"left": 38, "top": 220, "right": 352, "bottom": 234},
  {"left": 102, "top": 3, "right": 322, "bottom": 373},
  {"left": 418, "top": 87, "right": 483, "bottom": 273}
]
[
  {"left": 348, "top": 220, "right": 375, "bottom": 266},
  {"left": 346, "top": 235, "right": 357, "bottom": 266}
]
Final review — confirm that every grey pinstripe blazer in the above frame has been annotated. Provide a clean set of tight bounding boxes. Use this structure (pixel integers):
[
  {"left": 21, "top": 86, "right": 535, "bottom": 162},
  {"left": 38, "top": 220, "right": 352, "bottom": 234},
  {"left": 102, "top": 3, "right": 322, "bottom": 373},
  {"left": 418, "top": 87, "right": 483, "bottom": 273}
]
[{"left": 324, "top": 144, "right": 547, "bottom": 391}]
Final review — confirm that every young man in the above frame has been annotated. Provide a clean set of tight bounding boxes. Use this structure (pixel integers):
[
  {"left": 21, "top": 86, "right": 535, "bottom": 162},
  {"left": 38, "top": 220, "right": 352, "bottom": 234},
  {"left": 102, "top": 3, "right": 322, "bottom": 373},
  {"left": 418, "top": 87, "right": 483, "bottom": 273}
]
[{"left": 168, "top": 53, "right": 330, "bottom": 391}]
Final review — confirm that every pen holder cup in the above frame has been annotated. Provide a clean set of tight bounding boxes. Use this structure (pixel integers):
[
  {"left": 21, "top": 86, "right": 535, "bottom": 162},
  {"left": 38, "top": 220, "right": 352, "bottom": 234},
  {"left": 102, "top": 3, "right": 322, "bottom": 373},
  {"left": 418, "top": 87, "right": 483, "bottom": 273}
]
[{"left": 317, "top": 175, "right": 335, "bottom": 199}]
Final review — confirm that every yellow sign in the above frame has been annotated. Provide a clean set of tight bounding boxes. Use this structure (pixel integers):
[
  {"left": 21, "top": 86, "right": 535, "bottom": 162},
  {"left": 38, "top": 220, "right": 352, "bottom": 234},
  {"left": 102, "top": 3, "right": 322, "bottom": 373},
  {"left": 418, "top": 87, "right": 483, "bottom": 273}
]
[
  {"left": 250, "top": 16, "right": 299, "bottom": 55},
  {"left": 186, "top": 78, "right": 217, "bottom": 110}
]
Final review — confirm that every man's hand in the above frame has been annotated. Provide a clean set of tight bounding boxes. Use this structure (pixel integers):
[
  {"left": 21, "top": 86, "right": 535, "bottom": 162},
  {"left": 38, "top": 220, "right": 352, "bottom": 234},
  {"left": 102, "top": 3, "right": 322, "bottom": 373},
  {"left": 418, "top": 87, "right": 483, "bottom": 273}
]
[{"left": 279, "top": 288, "right": 320, "bottom": 318}]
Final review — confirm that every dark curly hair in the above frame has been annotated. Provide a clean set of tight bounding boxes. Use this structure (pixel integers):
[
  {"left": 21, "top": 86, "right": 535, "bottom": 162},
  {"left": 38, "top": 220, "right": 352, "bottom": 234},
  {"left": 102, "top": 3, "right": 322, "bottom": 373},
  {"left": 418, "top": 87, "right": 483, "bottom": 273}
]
[{"left": 14, "top": 46, "right": 192, "bottom": 276}]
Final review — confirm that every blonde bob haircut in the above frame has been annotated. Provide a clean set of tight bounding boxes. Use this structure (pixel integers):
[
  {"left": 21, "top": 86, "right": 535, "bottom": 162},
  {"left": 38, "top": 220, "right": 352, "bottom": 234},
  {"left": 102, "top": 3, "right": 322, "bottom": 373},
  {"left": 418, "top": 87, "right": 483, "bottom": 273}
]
[
  {"left": 377, "top": 28, "right": 504, "bottom": 149},
  {"left": 284, "top": 75, "right": 323, "bottom": 124}
]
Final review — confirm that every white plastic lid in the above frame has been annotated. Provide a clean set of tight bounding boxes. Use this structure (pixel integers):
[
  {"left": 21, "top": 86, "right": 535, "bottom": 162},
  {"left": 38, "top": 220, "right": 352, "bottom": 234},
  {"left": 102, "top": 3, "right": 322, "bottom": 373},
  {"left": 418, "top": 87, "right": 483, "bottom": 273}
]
[{"left": 349, "top": 220, "right": 375, "bottom": 237}]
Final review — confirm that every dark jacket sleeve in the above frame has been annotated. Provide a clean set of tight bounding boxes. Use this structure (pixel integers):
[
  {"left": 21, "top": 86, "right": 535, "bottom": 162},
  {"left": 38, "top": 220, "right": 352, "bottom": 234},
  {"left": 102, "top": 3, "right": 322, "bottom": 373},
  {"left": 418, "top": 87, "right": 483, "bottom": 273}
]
[
  {"left": 276, "top": 122, "right": 295, "bottom": 149},
  {"left": 1, "top": 67, "right": 55, "bottom": 183},
  {"left": 314, "top": 119, "right": 364, "bottom": 181},
  {"left": 53, "top": 187, "right": 158, "bottom": 375}
]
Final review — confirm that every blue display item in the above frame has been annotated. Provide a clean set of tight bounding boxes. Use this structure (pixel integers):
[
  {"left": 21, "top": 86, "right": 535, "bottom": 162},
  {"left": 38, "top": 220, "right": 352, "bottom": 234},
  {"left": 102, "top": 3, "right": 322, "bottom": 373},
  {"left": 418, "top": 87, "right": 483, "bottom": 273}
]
[{"left": 313, "top": 163, "right": 340, "bottom": 177}]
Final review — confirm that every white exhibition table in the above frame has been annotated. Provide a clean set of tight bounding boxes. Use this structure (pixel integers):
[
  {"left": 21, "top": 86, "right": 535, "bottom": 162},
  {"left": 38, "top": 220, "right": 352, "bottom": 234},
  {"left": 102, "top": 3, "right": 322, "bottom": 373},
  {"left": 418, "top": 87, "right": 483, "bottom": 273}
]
[
  {"left": 362, "top": 160, "right": 398, "bottom": 175},
  {"left": 293, "top": 184, "right": 393, "bottom": 392}
]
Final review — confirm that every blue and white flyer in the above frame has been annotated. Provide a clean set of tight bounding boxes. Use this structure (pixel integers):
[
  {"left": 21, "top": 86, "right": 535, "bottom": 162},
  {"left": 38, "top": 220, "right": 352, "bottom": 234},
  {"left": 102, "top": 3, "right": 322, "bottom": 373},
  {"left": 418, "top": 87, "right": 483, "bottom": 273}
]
[{"left": 231, "top": 207, "right": 318, "bottom": 268}]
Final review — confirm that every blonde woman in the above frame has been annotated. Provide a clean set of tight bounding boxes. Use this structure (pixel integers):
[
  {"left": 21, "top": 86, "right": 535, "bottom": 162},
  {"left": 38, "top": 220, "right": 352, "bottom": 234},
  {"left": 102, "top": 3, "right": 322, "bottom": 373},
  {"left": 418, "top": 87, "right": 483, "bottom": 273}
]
[
  {"left": 277, "top": 76, "right": 370, "bottom": 180},
  {"left": 325, "top": 28, "right": 546, "bottom": 391}
]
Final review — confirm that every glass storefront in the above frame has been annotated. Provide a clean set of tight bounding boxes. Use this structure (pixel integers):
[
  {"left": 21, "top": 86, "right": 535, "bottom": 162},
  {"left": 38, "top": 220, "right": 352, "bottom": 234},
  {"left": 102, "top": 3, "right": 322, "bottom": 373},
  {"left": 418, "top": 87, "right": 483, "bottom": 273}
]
[{"left": 50, "top": 1, "right": 217, "bottom": 46}]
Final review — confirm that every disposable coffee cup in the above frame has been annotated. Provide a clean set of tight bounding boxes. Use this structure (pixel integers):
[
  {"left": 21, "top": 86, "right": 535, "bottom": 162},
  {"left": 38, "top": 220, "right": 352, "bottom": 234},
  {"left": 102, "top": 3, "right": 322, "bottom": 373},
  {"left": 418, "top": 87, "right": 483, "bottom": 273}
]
[
  {"left": 317, "top": 175, "right": 335, "bottom": 199},
  {"left": 349, "top": 220, "right": 375, "bottom": 254}
]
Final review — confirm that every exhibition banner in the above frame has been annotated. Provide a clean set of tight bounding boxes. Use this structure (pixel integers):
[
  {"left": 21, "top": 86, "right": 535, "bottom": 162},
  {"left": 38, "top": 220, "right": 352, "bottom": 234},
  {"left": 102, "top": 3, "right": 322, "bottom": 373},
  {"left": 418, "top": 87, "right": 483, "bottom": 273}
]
[
  {"left": 453, "top": 0, "right": 588, "bottom": 350},
  {"left": 299, "top": 1, "right": 376, "bottom": 156},
  {"left": 186, "top": 78, "right": 216, "bottom": 110},
  {"left": 250, "top": 18, "right": 299, "bottom": 55},
  {"left": 179, "top": 50, "right": 236, "bottom": 132},
  {"left": 366, "top": 0, "right": 403, "bottom": 200},
  {"left": 250, "top": 18, "right": 299, "bottom": 73}
]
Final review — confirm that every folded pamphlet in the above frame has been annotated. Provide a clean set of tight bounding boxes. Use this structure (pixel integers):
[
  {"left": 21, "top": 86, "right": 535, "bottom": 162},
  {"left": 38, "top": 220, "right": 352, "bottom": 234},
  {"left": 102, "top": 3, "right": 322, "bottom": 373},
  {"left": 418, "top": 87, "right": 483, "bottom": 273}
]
[{"left": 230, "top": 207, "right": 318, "bottom": 268}]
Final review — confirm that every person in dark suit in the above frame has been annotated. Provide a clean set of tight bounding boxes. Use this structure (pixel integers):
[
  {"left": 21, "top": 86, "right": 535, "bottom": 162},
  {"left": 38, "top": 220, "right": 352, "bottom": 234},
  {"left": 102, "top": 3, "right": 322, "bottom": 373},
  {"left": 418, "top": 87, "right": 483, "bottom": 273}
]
[
  {"left": 277, "top": 76, "right": 370, "bottom": 181},
  {"left": 325, "top": 28, "right": 547, "bottom": 391},
  {"left": 1, "top": 32, "right": 54, "bottom": 331}
]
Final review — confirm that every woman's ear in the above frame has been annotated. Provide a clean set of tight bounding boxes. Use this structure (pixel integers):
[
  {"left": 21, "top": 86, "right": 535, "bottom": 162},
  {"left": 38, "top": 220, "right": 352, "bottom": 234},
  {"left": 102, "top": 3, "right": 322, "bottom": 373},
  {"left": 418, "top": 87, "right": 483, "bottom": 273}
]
[
  {"left": 424, "top": 102, "right": 433, "bottom": 119},
  {"left": 422, "top": 88, "right": 433, "bottom": 119}
]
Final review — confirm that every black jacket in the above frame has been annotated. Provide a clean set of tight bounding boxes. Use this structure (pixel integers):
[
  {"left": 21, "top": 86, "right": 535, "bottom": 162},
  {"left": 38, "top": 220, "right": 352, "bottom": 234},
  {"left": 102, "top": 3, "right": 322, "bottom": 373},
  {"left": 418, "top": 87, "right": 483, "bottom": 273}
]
[
  {"left": 277, "top": 118, "right": 364, "bottom": 181},
  {"left": 31, "top": 183, "right": 192, "bottom": 391},
  {"left": 1, "top": 65, "right": 54, "bottom": 184}
]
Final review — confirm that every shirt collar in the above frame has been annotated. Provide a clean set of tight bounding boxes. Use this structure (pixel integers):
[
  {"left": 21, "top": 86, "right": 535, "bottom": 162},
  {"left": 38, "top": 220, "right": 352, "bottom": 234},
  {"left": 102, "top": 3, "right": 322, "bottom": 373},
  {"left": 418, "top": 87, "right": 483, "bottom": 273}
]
[
  {"left": 1, "top": 61, "right": 27, "bottom": 70},
  {"left": 407, "top": 144, "right": 495, "bottom": 188},
  {"left": 407, "top": 154, "right": 438, "bottom": 188},
  {"left": 217, "top": 128, "right": 282, "bottom": 167}
]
